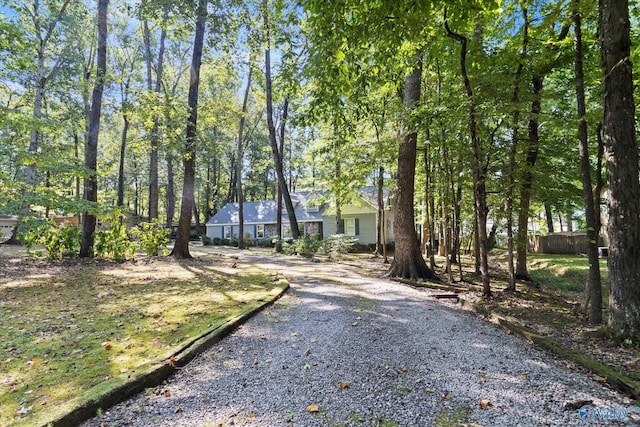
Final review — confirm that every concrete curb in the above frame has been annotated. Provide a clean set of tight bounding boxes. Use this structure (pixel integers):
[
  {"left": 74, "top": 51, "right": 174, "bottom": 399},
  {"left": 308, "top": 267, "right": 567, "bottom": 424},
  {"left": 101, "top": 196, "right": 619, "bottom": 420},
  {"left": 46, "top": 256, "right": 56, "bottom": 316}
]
[{"left": 34, "top": 282, "right": 289, "bottom": 427}]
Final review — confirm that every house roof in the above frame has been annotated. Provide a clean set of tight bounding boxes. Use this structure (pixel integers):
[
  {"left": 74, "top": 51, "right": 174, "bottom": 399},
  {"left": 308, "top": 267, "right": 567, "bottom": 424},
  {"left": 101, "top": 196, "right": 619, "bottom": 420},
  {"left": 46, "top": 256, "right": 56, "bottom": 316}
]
[{"left": 206, "top": 192, "right": 326, "bottom": 226}]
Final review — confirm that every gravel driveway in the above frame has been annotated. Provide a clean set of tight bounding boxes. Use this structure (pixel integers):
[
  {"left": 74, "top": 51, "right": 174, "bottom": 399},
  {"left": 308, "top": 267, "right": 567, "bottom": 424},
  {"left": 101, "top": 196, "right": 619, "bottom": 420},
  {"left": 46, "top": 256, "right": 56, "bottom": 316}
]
[{"left": 82, "top": 250, "right": 636, "bottom": 426}]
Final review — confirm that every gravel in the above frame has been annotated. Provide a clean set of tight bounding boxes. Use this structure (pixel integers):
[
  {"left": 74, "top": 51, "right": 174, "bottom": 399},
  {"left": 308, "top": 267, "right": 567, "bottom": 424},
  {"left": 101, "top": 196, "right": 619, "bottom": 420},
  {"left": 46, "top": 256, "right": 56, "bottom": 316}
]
[{"left": 81, "top": 250, "right": 637, "bottom": 426}]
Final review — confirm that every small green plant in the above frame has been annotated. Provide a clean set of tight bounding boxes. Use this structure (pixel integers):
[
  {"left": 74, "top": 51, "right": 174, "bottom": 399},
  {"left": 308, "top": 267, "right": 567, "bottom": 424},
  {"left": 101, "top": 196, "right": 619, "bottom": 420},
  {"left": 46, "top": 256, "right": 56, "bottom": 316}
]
[
  {"left": 131, "top": 219, "right": 170, "bottom": 256},
  {"left": 201, "top": 235, "right": 211, "bottom": 246},
  {"left": 94, "top": 213, "right": 136, "bottom": 262}
]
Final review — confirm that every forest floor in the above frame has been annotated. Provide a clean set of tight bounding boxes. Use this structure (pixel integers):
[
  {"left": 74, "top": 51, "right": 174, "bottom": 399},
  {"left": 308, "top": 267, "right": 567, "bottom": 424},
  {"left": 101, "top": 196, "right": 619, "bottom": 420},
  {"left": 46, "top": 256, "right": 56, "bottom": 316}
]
[{"left": 339, "top": 250, "right": 640, "bottom": 401}]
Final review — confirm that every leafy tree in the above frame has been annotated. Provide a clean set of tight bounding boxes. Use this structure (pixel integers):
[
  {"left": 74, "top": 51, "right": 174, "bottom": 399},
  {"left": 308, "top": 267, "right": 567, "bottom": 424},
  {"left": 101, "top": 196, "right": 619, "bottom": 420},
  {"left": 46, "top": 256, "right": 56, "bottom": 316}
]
[{"left": 171, "top": 0, "right": 207, "bottom": 259}]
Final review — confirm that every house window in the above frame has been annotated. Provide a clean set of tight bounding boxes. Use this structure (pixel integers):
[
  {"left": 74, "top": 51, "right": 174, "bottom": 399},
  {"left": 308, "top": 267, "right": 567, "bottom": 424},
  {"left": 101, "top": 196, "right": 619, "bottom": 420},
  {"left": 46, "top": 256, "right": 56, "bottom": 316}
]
[
  {"left": 223, "top": 226, "right": 231, "bottom": 239},
  {"left": 256, "top": 224, "right": 265, "bottom": 238},
  {"left": 282, "top": 225, "right": 292, "bottom": 239},
  {"left": 344, "top": 218, "right": 358, "bottom": 236}
]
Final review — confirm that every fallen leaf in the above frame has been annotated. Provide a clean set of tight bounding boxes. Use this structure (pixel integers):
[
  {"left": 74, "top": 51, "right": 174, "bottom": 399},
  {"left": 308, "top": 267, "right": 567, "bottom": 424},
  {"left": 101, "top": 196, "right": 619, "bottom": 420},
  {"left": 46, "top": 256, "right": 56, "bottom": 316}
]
[
  {"left": 168, "top": 356, "right": 177, "bottom": 367},
  {"left": 310, "top": 338, "right": 317, "bottom": 343},
  {"left": 442, "top": 392, "right": 452, "bottom": 400},
  {"left": 26, "top": 357, "right": 38, "bottom": 368},
  {"left": 479, "top": 399, "right": 492, "bottom": 409},
  {"left": 304, "top": 348, "right": 311, "bottom": 356},
  {"left": 351, "top": 321, "right": 359, "bottom": 326},
  {"left": 306, "top": 404, "right": 319, "bottom": 413},
  {"left": 164, "top": 390, "right": 171, "bottom": 397},
  {"left": 596, "top": 376, "right": 607, "bottom": 383},
  {"left": 248, "top": 411, "right": 256, "bottom": 419},
  {"left": 399, "top": 367, "right": 407, "bottom": 373},
  {"left": 337, "top": 382, "right": 349, "bottom": 390},
  {"left": 102, "top": 342, "right": 112, "bottom": 350},
  {"left": 519, "top": 374, "right": 528, "bottom": 381}
]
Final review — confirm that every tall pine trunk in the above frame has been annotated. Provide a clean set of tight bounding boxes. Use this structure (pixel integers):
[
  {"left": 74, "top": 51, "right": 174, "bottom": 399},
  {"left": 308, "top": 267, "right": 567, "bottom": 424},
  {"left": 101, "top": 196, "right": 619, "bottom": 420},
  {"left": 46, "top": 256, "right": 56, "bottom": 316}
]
[
  {"left": 171, "top": 0, "right": 206, "bottom": 258},
  {"left": 600, "top": 0, "right": 640, "bottom": 338},
  {"left": 80, "top": 0, "right": 108, "bottom": 257}
]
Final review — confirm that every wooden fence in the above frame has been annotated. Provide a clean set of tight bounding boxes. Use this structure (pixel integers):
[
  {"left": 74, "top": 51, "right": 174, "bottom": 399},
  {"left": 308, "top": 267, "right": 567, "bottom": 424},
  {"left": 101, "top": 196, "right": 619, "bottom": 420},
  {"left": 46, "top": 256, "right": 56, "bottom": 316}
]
[{"left": 528, "top": 233, "right": 605, "bottom": 255}]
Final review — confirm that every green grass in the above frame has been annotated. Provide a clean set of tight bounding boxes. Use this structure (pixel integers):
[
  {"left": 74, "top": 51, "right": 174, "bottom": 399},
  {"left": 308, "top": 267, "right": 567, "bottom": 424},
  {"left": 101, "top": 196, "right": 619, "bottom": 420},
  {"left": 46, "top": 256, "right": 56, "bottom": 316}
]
[
  {"left": 0, "top": 253, "right": 286, "bottom": 426},
  {"left": 527, "top": 253, "right": 609, "bottom": 295}
]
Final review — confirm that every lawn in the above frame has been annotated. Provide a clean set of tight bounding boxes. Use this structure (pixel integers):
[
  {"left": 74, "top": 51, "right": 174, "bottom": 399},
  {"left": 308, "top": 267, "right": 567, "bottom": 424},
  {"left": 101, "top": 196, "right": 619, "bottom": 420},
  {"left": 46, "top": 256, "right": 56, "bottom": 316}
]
[
  {"left": 526, "top": 252, "right": 609, "bottom": 296},
  {"left": 0, "top": 249, "right": 286, "bottom": 426}
]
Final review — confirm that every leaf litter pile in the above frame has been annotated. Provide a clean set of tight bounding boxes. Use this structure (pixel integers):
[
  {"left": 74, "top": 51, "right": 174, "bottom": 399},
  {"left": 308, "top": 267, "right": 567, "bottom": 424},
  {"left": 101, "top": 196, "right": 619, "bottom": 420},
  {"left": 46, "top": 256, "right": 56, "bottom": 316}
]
[{"left": 0, "top": 251, "right": 285, "bottom": 426}]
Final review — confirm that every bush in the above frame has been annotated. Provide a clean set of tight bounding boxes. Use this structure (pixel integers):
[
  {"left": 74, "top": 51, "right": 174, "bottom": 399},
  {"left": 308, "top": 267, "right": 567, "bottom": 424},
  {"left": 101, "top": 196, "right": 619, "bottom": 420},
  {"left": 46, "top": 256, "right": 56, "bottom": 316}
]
[
  {"left": 283, "top": 234, "right": 322, "bottom": 257},
  {"left": 201, "top": 235, "right": 211, "bottom": 246},
  {"left": 95, "top": 214, "right": 136, "bottom": 262},
  {"left": 19, "top": 218, "right": 81, "bottom": 259},
  {"left": 256, "top": 237, "right": 274, "bottom": 248},
  {"left": 213, "top": 237, "right": 222, "bottom": 245},
  {"left": 131, "top": 219, "right": 170, "bottom": 256},
  {"left": 320, "top": 234, "right": 358, "bottom": 259}
]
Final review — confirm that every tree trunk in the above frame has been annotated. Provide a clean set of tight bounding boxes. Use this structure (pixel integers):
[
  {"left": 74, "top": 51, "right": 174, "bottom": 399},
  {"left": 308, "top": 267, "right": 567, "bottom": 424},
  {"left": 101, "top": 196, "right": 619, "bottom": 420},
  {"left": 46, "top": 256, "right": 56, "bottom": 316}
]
[
  {"left": 385, "top": 56, "right": 435, "bottom": 280},
  {"left": 144, "top": 22, "right": 166, "bottom": 221},
  {"left": 80, "top": 0, "right": 108, "bottom": 258},
  {"left": 117, "top": 114, "right": 129, "bottom": 207},
  {"left": 506, "top": 5, "right": 529, "bottom": 291},
  {"left": 573, "top": 2, "right": 602, "bottom": 324},
  {"left": 446, "top": 18, "right": 490, "bottom": 296},
  {"left": 600, "top": 0, "right": 640, "bottom": 339},
  {"left": 171, "top": 0, "right": 206, "bottom": 259},
  {"left": 166, "top": 149, "right": 175, "bottom": 228},
  {"left": 264, "top": 6, "right": 299, "bottom": 240},
  {"left": 74, "top": 133, "right": 81, "bottom": 198},
  {"left": 544, "top": 202, "right": 554, "bottom": 233},
  {"left": 376, "top": 166, "right": 388, "bottom": 262},
  {"left": 236, "top": 65, "right": 252, "bottom": 249},
  {"left": 515, "top": 74, "right": 543, "bottom": 280}
]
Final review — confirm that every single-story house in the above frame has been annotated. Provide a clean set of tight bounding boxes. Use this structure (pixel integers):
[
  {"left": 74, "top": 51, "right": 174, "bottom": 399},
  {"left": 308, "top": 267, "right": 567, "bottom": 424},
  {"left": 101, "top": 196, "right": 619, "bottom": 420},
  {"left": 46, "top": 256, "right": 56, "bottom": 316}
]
[{"left": 205, "top": 187, "right": 394, "bottom": 245}]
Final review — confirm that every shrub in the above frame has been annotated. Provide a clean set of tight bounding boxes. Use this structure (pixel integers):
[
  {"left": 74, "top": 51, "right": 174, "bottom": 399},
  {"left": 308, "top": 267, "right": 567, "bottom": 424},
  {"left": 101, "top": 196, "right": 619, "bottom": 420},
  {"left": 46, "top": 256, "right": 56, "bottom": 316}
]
[
  {"left": 213, "top": 237, "right": 222, "bottom": 245},
  {"left": 283, "top": 234, "right": 322, "bottom": 257},
  {"left": 131, "top": 219, "right": 170, "bottom": 256},
  {"left": 256, "top": 237, "right": 274, "bottom": 248},
  {"left": 19, "top": 218, "right": 81, "bottom": 259},
  {"left": 95, "top": 214, "right": 136, "bottom": 262},
  {"left": 320, "top": 234, "right": 358, "bottom": 259},
  {"left": 201, "top": 235, "right": 212, "bottom": 246}
]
